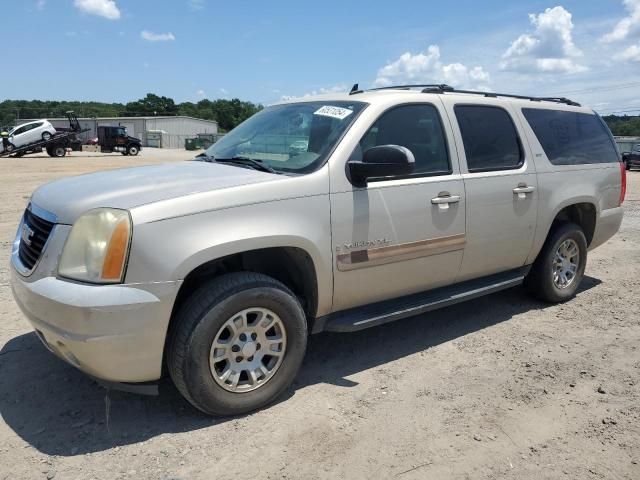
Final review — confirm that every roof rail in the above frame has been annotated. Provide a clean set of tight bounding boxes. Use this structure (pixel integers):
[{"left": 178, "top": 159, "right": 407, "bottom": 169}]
[{"left": 365, "top": 84, "right": 581, "bottom": 107}]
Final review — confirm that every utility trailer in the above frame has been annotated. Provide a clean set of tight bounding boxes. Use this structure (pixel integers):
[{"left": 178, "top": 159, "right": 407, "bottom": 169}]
[{"left": 0, "top": 112, "right": 89, "bottom": 158}]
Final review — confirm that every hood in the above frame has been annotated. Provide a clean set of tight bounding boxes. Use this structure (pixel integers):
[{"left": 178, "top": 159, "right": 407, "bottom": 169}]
[
  {"left": 31, "top": 161, "right": 275, "bottom": 224},
  {"left": 127, "top": 135, "right": 141, "bottom": 143}
]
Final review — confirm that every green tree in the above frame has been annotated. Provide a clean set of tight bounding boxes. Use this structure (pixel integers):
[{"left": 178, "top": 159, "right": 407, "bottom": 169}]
[{"left": 123, "top": 93, "right": 178, "bottom": 117}]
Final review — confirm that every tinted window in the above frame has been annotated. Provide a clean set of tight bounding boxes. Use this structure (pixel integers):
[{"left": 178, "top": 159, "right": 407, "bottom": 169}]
[
  {"left": 522, "top": 109, "right": 619, "bottom": 165},
  {"left": 356, "top": 104, "right": 450, "bottom": 177},
  {"left": 455, "top": 106, "right": 523, "bottom": 172}
]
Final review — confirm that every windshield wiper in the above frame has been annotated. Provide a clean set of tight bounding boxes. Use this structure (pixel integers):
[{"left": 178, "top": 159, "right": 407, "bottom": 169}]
[
  {"left": 215, "top": 156, "right": 277, "bottom": 174},
  {"left": 194, "top": 152, "right": 215, "bottom": 162}
]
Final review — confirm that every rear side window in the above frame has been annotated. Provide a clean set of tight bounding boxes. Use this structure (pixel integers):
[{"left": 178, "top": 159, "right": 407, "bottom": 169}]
[
  {"left": 357, "top": 104, "right": 451, "bottom": 177},
  {"left": 522, "top": 108, "right": 619, "bottom": 165},
  {"left": 454, "top": 105, "right": 523, "bottom": 172}
]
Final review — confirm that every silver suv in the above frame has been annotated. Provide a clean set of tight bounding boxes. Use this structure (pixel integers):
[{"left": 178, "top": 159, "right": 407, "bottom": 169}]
[{"left": 10, "top": 85, "right": 625, "bottom": 416}]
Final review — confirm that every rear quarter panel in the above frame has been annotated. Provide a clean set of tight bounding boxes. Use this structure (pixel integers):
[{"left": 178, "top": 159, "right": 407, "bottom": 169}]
[{"left": 513, "top": 104, "right": 622, "bottom": 263}]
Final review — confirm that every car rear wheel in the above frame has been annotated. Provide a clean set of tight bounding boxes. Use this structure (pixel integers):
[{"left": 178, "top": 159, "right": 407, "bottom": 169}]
[
  {"left": 42, "top": 131, "right": 53, "bottom": 141},
  {"left": 524, "top": 222, "right": 587, "bottom": 303},
  {"left": 168, "top": 272, "right": 307, "bottom": 416}
]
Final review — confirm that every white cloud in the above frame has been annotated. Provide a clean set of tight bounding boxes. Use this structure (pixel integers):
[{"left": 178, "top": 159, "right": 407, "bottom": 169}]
[
  {"left": 188, "top": 0, "right": 205, "bottom": 11},
  {"left": 280, "top": 84, "right": 348, "bottom": 101},
  {"left": 141, "top": 30, "right": 175, "bottom": 42},
  {"left": 196, "top": 89, "right": 205, "bottom": 97},
  {"left": 601, "top": 0, "right": 640, "bottom": 43},
  {"left": 219, "top": 88, "right": 229, "bottom": 95},
  {"left": 500, "top": 6, "right": 586, "bottom": 74},
  {"left": 615, "top": 43, "right": 640, "bottom": 61},
  {"left": 36, "top": 0, "right": 46, "bottom": 11},
  {"left": 74, "top": 0, "right": 120, "bottom": 20},
  {"left": 374, "top": 45, "right": 490, "bottom": 89}
]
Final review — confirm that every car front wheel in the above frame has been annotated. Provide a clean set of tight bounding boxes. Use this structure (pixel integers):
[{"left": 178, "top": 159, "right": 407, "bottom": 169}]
[{"left": 168, "top": 272, "right": 308, "bottom": 416}]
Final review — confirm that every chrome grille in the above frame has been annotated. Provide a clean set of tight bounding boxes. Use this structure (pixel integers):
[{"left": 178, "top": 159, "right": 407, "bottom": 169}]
[{"left": 18, "top": 207, "right": 55, "bottom": 271}]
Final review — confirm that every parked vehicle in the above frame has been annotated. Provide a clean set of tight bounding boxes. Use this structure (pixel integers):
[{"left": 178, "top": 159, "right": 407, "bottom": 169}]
[
  {"left": 10, "top": 85, "right": 624, "bottom": 416},
  {"left": 2, "top": 120, "right": 56, "bottom": 152},
  {"left": 97, "top": 125, "right": 142, "bottom": 156},
  {"left": 0, "top": 112, "right": 88, "bottom": 158},
  {"left": 622, "top": 144, "right": 640, "bottom": 170}
]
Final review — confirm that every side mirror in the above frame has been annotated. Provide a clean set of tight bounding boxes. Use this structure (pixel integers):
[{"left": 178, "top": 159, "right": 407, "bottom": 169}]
[{"left": 348, "top": 145, "right": 415, "bottom": 187}]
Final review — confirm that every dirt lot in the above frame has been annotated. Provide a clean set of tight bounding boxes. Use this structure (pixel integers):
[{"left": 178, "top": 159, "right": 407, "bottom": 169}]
[{"left": 0, "top": 150, "right": 638, "bottom": 479}]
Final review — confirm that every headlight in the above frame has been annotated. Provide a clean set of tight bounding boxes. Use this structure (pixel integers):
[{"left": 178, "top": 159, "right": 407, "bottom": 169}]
[{"left": 58, "top": 208, "right": 132, "bottom": 284}]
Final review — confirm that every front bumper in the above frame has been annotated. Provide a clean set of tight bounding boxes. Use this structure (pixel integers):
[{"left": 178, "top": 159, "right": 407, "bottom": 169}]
[{"left": 11, "top": 267, "right": 181, "bottom": 383}]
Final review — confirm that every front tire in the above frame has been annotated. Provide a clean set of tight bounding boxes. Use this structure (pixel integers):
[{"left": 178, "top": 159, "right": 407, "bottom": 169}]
[
  {"left": 525, "top": 222, "right": 587, "bottom": 303},
  {"left": 127, "top": 145, "right": 139, "bottom": 156},
  {"left": 168, "top": 272, "right": 308, "bottom": 416}
]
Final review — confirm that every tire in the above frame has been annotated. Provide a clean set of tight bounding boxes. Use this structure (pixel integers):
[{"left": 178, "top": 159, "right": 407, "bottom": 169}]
[
  {"left": 168, "top": 272, "right": 308, "bottom": 416},
  {"left": 46, "top": 147, "right": 55, "bottom": 157},
  {"left": 51, "top": 146, "right": 66, "bottom": 157},
  {"left": 5, "top": 143, "right": 14, "bottom": 152},
  {"left": 524, "top": 222, "right": 587, "bottom": 303},
  {"left": 42, "top": 131, "right": 53, "bottom": 141},
  {"left": 127, "top": 145, "right": 139, "bottom": 156}
]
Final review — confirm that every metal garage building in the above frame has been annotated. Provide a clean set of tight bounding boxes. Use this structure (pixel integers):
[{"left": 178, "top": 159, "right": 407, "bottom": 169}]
[
  {"left": 21, "top": 115, "right": 219, "bottom": 149},
  {"left": 615, "top": 136, "right": 640, "bottom": 153}
]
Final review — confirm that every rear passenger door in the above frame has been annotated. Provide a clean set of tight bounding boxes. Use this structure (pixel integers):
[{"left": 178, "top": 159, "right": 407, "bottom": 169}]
[{"left": 445, "top": 103, "right": 538, "bottom": 281}]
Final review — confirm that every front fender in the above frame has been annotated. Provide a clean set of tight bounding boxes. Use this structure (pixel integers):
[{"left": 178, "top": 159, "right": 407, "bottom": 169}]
[{"left": 125, "top": 194, "right": 333, "bottom": 316}]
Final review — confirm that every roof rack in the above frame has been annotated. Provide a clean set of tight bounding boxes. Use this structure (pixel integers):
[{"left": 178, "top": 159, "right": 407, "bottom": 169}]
[{"left": 362, "top": 83, "right": 581, "bottom": 107}]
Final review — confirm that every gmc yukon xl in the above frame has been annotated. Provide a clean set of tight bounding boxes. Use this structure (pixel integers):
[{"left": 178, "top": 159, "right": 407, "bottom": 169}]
[{"left": 11, "top": 84, "right": 625, "bottom": 416}]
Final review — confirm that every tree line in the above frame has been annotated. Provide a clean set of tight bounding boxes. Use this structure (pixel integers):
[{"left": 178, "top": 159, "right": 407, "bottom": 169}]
[
  {"left": 0, "top": 94, "right": 262, "bottom": 132},
  {"left": 602, "top": 115, "right": 640, "bottom": 137},
  {"left": 1, "top": 94, "right": 639, "bottom": 136}
]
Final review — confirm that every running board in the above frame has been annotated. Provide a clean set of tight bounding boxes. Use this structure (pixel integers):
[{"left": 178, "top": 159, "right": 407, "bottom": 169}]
[{"left": 312, "top": 267, "right": 529, "bottom": 333}]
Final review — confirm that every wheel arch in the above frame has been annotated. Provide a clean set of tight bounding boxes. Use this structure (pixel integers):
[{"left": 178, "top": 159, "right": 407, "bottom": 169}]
[{"left": 528, "top": 200, "right": 597, "bottom": 264}]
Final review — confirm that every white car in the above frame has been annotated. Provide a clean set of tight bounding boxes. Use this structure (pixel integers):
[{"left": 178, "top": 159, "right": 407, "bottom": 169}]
[{"left": 5, "top": 120, "right": 57, "bottom": 151}]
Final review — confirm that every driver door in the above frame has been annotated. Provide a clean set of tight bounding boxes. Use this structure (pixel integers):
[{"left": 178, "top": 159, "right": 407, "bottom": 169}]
[{"left": 330, "top": 102, "right": 466, "bottom": 311}]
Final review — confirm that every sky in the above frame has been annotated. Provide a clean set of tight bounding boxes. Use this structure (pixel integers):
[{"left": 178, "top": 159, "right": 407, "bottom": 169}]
[{"left": 2, "top": 0, "right": 640, "bottom": 114}]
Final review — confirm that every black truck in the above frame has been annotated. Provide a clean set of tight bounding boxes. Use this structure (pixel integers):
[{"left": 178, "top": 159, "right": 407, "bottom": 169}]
[
  {"left": 622, "top": 143, "right": 640, "bottom": 170},
  {"left": 97, "top": 125, "right": 142, "bottom": 156}
]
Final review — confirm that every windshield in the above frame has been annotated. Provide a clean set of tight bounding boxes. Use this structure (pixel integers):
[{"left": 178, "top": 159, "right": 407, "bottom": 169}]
[{"left": 205, "top": 101, "right": 367, "bottom": 173}]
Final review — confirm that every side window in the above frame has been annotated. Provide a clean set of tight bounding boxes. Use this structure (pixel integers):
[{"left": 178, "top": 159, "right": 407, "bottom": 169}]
[
  {"left": 522, "top": 109, "right": 619, "bottom": 165},
  {"left": 454, "top": 105, "right": 523, "bottom": 172},
  {"left": 357, "top": 104, "right": 451, "bottom": 177},
  {"left": 13, "top": 126, "right": 26, "bottom": 136}
]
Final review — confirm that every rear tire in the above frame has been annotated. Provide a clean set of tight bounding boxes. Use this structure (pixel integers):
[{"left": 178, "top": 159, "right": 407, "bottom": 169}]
[
  {"left": 168, "top": 272, "right": 308, "bottom": 416},
  {"left": 42, "top": 131, "right": 53, "bottom": 141},
  {"left": 524, "top": 222, "right": 587, "bottom": 303},
  {"left": 51, "top": 146, "right": 66, "bottom": 157}
]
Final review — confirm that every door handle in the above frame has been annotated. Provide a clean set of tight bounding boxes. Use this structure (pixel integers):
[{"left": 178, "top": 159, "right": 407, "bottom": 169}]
[
  {"left": 431, "top": 195, "right": 461, "bottom": 204},
  {"left": 431, "top": 193, "right": 460, "bottom": 210},
  {"left": 512, "top": 184, "right": 535, "bottom": 200}
]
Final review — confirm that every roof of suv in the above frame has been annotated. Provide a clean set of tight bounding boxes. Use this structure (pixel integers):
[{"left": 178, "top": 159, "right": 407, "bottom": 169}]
[{"left": 278, "top": 85, "right": 594, "bottom": 114}]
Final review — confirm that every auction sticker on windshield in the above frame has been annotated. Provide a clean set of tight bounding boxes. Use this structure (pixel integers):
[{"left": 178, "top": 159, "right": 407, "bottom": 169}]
[{"left": 314, "top": 106, "right": 353, "bottom": 120}]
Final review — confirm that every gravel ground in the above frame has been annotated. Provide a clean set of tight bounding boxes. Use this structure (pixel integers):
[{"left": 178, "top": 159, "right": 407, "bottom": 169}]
[{"left": 0, "top": 150, "right": 638, "bottom": 479}]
